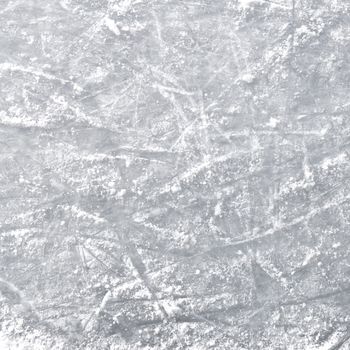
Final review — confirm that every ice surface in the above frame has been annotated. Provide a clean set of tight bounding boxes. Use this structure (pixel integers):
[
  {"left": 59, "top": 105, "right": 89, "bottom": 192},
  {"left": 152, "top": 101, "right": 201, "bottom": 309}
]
[{"left": 0, "top": 0, "right": 350, "bottom": 349}]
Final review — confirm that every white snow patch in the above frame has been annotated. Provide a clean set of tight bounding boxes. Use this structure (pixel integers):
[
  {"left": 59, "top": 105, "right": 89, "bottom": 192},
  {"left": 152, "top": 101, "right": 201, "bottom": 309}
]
[
  {"left": 267, "top": 117, "right": 280, "bottom": 128},
  {"left": 170, "top": 182, "right": 181, "bottom": 193},
  {"left": 301, "top": 249, "right": 318, "bottom": 267},
  {"left": 214, "top": 202, "right": 222, "bottom": 216},
  {"left": 321, "top": 153, "right": 347, "bottom": 170},
  {"left": 69, "top": 205, "right": 106, "bottom": 224},
  {"left": 303, "top": 163, "right": 313, "bottom": 181},
  {"left": 59, "top": 0, "right": 70, "bottom": 10},
  {"left": 227, "top": 105, "right": 240, "bottom": 114},
  {"left": 104, "top": 17, "right": 120, "bottom": 36},
  {"left": 0, "top": 111, "right": 49, "bottom": 128},
  {"left": 116, "top": 189, "right": 126, "bottom": 198},
  {"left": 240, "top": 73, "right": 255, "bottom": 83},
  {"left": 2, "top": 228, "right": 35, "bottom": 239}
]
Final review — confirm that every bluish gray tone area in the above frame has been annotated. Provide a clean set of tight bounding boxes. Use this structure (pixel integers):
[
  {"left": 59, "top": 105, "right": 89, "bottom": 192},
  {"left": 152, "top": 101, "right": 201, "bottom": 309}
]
[{"left": 0, "top": 0, "right": 350, "bottom": 349}]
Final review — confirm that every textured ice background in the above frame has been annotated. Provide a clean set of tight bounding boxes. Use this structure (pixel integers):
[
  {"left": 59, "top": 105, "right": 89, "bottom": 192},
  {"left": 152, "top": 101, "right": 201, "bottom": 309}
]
[{"left": 0, "top": 0, "right": 350, "bottom": 349}]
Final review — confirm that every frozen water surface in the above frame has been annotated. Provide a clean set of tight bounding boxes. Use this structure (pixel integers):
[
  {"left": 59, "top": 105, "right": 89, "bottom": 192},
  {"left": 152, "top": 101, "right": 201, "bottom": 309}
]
[{"left": 0, "top": 0, "right": 350, "bottom": 349}]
